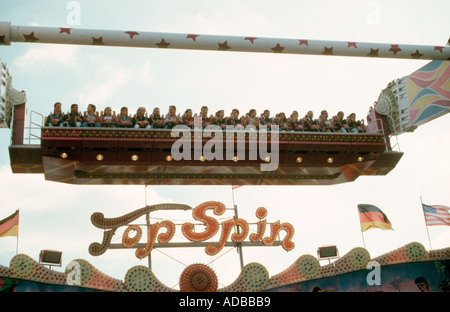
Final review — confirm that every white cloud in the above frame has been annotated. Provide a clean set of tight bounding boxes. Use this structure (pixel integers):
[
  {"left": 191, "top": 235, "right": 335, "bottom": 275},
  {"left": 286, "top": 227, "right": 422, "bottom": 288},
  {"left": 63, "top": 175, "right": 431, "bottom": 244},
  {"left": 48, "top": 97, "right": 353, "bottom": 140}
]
[
  {"left": 12, "top": 45, "right": 80, "bottom": 74},
  {"left": 78, "top": 65, "right": 130, "bottom": 106},
  {"left": 188, "top": 12, "right": 270, "bottom": 36},
  {"left": 73, "top": 52, "right": 160, "bottom": 111}
]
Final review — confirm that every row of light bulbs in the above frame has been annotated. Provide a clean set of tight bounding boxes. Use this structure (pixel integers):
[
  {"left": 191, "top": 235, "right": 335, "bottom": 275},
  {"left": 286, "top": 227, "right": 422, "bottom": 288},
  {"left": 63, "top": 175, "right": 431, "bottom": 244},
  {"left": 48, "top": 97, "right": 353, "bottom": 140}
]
[
  {"left": 60, "top": 152, "right": 365, "bottom": 163},
  {"left": 170, "top": 155, "right": 365, "bottom": 163}
]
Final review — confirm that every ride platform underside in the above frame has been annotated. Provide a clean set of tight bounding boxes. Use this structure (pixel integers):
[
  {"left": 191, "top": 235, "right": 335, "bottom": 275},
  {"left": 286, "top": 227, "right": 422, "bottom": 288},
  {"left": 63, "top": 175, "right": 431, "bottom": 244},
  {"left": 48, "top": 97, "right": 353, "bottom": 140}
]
[{"left": 8, "top": 127, "right": 403, "bottom": 185}]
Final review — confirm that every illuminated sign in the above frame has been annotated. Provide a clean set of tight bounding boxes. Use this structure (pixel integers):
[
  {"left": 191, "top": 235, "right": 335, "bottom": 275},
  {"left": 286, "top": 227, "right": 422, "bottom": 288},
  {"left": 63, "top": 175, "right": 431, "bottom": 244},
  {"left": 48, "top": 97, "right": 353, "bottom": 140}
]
[{"left": 89, "top": 201, "right": 295, "bottom": 259}]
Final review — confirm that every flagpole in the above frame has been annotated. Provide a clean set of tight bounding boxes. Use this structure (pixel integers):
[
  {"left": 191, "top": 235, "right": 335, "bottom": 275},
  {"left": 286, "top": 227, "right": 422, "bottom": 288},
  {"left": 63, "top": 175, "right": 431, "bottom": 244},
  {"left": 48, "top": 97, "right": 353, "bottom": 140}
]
[
  {"left": 357, "top": 205, "right": 367, "bottom": 249},
  {"left": 16, "top": 209, "right": 19, "bottom": 255},
  {"left": 360, "top": 230, "right": 366, "bottom": 249},
  {"left": 231, "top": 186, "right": 244, "bottom": 271},
  {"left": 420, "top": 196, "right": 433, "bottom": 250}
]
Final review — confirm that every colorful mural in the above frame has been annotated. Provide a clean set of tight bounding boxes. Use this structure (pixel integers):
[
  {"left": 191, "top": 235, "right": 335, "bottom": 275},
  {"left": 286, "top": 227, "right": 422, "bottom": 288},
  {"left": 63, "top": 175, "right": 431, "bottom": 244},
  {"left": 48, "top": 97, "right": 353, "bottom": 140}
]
[
  {"left": 269, "top": 260, "right": 450, "bottom": 292},
  {"left": 1, "top": 242, "right": 449, "bottom": 292},
  {"left": 408, "top": 61, "right": 450, "bottom": 126}
]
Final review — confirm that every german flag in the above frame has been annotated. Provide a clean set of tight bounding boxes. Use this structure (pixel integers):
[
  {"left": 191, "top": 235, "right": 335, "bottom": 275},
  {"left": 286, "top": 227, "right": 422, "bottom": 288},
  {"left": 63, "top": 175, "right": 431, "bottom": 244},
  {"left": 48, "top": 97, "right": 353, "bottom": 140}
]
[
  {"left": 0, "top": 210, "right": 19, "bottom": 238},
  {"left": 358, "top": 204, "right": 393, "bottom": 232}
]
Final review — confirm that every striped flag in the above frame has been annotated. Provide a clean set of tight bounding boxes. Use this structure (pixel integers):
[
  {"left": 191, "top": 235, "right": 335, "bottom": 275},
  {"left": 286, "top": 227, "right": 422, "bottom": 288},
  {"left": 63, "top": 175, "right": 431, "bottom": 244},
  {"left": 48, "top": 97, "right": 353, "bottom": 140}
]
[
  {"left": 422, "top": 204, "right": 450, "bottom": 226},
  {"left": 232, "top": 185, "right": 243, "bottom": 190},
  {"left": 0, "top": 210, "right": 19, "bottom": 238},
  {"left": 358, "top": 204, "right": 393, "bottom": 232}
]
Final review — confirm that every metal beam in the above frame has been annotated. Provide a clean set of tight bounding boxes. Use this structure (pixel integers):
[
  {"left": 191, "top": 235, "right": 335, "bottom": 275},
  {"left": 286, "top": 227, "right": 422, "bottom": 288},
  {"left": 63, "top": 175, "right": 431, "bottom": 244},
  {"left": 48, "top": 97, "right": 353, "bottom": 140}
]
[{"left": 1, "top": 21, "right": 448, "bottom": 60}]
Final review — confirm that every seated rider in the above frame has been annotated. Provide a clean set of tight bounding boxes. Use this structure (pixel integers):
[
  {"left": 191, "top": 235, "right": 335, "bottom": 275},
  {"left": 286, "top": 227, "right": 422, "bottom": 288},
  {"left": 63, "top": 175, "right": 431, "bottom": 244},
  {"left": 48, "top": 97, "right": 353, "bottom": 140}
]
[
  {"left": 276, "top": 112, "right": 290, "bottom": 131},
  {"left": 64, "top": 103, "right": 83, "bottom": 127},
  {"left": 82, "top": 104, "right": 101, "bottom": 127},
  {"left": 199, "top": 106, "right": 212, "bottom": 128},
  {"left": 45, "top": 102, "right": 66, "bottom": 127},
  {"left": 100, "top": 107, "right": 116, "bottom": 127},
  {"left": 346, "top": 113, "right": 359, "bottom": 133},
  {"left": 117, "top": 106, "right": 133, "bottom": 128},
  {"left": 259, "top": 110, "right": 276, "bottom": 128},
  {"left": 226, "top": 109, "right": 245, "bottom": 128},
  {"left": 182, "top": 109, "right": 195, "bottom": 128},
  {"left": 213, "top": 110, "right": 227, "bottom": 130},
  {"left": 288, "top": 110, "right": 300, "bottom": 131},
  {"left": 150, "top": 107, "right": 165, "bottom": 129},
  {"left": 332, "top": 111, "right": 347, "bottom": 133},
  {"left": 246, "top": 109, "right": 260, "bottom": 129},
  {"left": 164, "top": 105, "right": 181, "bottom": 129},
  {"left": 303, "top": 111, "right": 319, "bottom": 131},
  {"left": 318, "top": 110, "right": 333, "bottom": 132},
  {"left": 133, "top": 107, "right": 150, "bottom": 129}
]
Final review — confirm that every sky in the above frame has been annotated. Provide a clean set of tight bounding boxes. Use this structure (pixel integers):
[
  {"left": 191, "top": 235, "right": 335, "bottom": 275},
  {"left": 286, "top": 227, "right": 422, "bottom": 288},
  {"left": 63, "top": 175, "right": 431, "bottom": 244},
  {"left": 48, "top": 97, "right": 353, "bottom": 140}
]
[{"left": 0, "top": 0, "right": 449, "bottom": 290}]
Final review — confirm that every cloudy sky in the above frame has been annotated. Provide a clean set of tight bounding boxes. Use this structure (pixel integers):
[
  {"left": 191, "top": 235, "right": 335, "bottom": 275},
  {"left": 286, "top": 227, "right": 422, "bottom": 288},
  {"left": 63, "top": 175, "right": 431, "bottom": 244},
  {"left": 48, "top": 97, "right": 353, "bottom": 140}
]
[{"left": 0, "top": 0, "right": 449, "bottom": 289}]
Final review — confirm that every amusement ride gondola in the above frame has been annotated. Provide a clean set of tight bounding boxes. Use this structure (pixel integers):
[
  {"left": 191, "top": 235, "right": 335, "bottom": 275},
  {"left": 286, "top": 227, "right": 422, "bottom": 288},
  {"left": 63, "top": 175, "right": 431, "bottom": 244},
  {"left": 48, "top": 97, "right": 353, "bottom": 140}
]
[{"left": 3, "top": 22, "right": 448, "bottom": 186}]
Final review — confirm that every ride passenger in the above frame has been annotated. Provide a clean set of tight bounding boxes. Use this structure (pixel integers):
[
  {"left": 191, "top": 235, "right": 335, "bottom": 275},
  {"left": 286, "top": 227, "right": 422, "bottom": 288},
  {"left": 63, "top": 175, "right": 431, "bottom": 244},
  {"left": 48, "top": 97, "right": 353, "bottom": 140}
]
[
  {"left": 246, "top": 109, "right": 260, "bottom": 129},
  {"left": 164, "top": 105, "right": 181, "bottom": 129},
  {"left": 45, "top": 102, "right": 66, "bottom": 127},
  {"left": 303, "top": 111, "right": 319, "bottom": 131},
  {"left": 150, "top": 107, "right": 165, "bottom": 129},
  {"left": 133, "top": 107, "right": 150, "bottom": 129},
  {"left": 117, "top": 106, "right": 132, "bottom": 128},
  {"left": 346, "top": 113, "right": 359, "bottom": 133},
  {"left": 318, "top": 110, "right": 333, "bottom": 132},
  {"left": 100, "top": 106, "right": 116, "bottom": 127},
  {"left": 226, "top": 109, "right": 245, "bottom": 129},
  {"left": 182, "top": 109, "right": 195, "bottom": 128},
  {"left": 259, "top": 110, "right": 276, "bottom": 128},
  {"left": 200, "top": 106, "right": 212, "bottom": 128},
  {"left": 64, "top": 103, "right": 83, "bottom": 127},
  {"left": 276, "top": 112, "right": 289, "bottom": 131},
  {"left": 332, "top": 111, "right": 347, "bottom": 133},
  {"left": 358, "top": 119, "right": 367, "bottom": 133},
  {"left": 213, "top": 110, "right": 227, "bottom": 130},
  {"left": 82, "top": 104, "right": 101, "bottom": 127},
  {"left": 288, "top": 110, "right": 300, "bottom": 131}
]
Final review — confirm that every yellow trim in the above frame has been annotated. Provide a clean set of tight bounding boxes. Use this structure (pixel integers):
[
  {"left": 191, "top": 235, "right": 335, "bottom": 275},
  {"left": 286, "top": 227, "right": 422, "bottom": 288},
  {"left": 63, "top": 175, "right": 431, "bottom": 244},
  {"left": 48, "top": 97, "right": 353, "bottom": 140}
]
[
  {"left": 361, "top": 221, "right": 393, "bottom": 232},
  {"left": 0, "top": 224, "right": 18, "bottom": 237}
]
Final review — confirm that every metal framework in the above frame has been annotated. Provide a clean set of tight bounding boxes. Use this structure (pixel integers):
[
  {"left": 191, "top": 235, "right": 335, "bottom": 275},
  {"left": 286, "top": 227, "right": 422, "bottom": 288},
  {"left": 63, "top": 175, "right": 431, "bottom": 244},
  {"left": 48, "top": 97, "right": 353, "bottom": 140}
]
[{"left": 1, "top": 21, "right": 449, "bottom": 60}]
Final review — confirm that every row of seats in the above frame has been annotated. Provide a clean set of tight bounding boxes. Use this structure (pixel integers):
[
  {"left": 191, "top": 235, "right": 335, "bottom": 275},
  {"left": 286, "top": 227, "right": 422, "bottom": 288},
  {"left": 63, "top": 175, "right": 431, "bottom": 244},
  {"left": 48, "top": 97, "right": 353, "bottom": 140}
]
[{"left": 44, "top": 103, "right": 366, "bottom": 133}]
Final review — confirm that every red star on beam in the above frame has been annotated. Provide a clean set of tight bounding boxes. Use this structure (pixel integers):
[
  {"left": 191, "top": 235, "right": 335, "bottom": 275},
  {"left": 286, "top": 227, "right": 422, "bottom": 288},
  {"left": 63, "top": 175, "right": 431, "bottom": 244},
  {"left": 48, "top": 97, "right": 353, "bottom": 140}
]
[
  {"left": 91, "top": 36, "right": 104, "bottom": 45},
  {"left": 0, "top": 35, "right": 5, "bottom": 44},
  {"left": 321, "top": 46, "right": 334, "bottom": 55},
  {"left": 434, "top": 46, "right": 444, "bottom": 53},
  {"left": 23, "top": 32, "right": 39, "bottom": 42},
  {"left": 187, "top": 34, "right": 199, "bottom": 42},
  {"left": 298, "top": 40, "right": 309, "bottom": 46},
  {"left": 156, "top": 38, "right": 170, "bottom": 48},
  {"left": 59, "top": 28, "right": 71, "bottom": 35},
  {"left": 218, "top": 41, "right": 231, "bottom": 50},
  {"left": 411, "top": 50, "right": 423, "bottom": 58},
  {"left": 125, "top": 31, "right": 139, "bottom": 39},
  {"left": 389, "top": 44, "right": 402, "bottom": 55},
  {"left": 271, "top": 43, "right": 285, "bottom": 53},
  {"left": 347, "top": 42, "right": 357, "bottom": 48},
  {"left": 367, "top": 48, "right": 379, "bottom": 57},
  {"left": 244, "top": 37, "right": 258, "bottom": 44}
]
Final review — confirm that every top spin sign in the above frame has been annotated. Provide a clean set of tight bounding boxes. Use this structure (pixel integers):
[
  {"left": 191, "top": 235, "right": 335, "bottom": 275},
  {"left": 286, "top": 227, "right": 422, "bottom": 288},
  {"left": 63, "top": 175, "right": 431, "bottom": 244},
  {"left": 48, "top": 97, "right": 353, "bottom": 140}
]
[{"left": 89, "top": 201, "right": 295, "bottom": 259}]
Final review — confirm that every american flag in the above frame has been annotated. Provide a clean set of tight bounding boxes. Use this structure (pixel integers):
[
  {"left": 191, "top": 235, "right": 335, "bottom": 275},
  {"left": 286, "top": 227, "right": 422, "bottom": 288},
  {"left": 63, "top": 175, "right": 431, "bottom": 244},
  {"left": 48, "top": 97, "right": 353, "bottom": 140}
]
[
  {"left": 422, "top": 204, "right": 450, "bottom": 226},
  {"left": 232, "top": 185, "right": 243, "bottom": 190}
]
